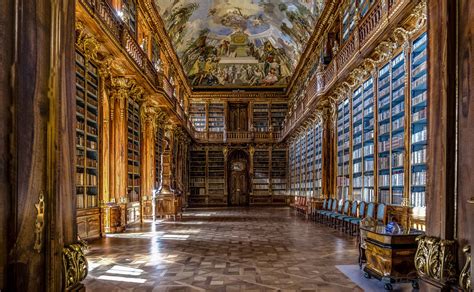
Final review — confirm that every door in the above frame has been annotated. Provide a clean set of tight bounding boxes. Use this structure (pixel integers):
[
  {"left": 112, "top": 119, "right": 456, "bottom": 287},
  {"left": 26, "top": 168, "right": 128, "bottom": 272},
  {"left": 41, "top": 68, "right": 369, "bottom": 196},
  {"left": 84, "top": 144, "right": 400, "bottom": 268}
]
[
  {"left": 230, "top": 160, "right": 249, "bottom": 206},
  {"left": 228, "top": 103, "right": 248, "bottom": 131}
]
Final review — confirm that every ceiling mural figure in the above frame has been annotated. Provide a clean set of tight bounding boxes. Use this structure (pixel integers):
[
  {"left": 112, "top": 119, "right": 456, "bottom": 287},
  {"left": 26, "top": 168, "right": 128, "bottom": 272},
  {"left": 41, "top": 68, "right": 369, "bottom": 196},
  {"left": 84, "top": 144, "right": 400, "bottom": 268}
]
[{"left": 155, "top": 0, "right": 326, "bottom": 87}]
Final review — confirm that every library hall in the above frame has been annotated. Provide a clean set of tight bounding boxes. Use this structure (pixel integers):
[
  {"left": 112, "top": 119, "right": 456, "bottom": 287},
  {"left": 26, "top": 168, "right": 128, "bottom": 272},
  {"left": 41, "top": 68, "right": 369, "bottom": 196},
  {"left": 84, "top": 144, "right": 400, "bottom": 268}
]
[{"left": 1, "top": 0, "right": 473, "bottom": 291}]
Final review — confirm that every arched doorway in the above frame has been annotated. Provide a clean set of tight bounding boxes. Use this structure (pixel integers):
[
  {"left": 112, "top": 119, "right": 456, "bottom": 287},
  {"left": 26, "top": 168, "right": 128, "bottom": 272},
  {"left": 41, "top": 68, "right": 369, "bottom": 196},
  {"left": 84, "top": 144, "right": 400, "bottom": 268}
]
[{"left": 228, "top": 150, "right": 250, "bottom": 206}]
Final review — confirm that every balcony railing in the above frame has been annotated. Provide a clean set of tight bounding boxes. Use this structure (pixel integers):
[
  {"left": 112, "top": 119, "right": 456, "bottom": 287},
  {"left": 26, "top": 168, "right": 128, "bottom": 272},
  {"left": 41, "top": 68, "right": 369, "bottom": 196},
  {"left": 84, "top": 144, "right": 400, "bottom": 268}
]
[
  {"left": 79, "top": 0, "right": 177, "bottom": 105},
  {"left": 281, "top": 0, "right": 406, "bottom": 138},
  {"left": 191, "top": 130, "right": 282, "bottom": 143}
]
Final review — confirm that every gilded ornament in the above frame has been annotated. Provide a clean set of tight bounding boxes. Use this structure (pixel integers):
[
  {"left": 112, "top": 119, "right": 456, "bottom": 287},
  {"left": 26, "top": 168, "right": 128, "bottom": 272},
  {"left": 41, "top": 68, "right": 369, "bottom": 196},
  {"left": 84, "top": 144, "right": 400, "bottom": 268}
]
[
  {"left": 459, "top": 245, "right": 471, "bottom": 291},
  {"left": 415, "top": 235, "right": 457, "bottom": 283},
  {"left": 34, "top": 191, "right": 45, "bottom": 253},
  {"left": 62, "top": 240, "right": 88, "bottom": 290}
]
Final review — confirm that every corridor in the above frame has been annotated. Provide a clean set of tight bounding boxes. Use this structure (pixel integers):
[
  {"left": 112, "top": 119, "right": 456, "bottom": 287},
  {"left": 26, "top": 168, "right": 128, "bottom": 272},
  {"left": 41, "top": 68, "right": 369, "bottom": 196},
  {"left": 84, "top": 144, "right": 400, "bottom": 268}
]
[{"left": 83, "top": 208, "right": 363, "bottom": 291}]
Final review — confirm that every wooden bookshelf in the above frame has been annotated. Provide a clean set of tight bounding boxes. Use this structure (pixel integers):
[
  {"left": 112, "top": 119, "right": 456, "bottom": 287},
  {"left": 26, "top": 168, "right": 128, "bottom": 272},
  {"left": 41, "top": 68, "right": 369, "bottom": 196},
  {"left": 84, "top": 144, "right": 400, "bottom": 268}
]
[
  {"left": 189, "top": 102, "right": 206, "bottom": 131},
  {"left": 377, "top": 51, "right": 406, "bottom": 205},
  {"left": 352, "top": 85, "right": 364, "bottom": 201},
  {"left": 122, "top": 0, "right": 137, "bottom": 37},
  {"left": 409, "top": 32, "right": 428, "bottom": 211},
  {"left": 208, "top": 102, "right": 225, "bottom": 132},
  {"left": 342, "top": 0, "right": 357, "bottom": 42},
  {"left": 127, "top": 99, "right": 141, "bottom": 204},
  {"left": 319, "top": 31, "right": 429, "bottom": 212},
  {"left": 270, "top": 103, "right": 287, "bottom": 131},
  {"left": 271, "top": 148, "right": 287, "bottom": 196},
  {"left": 337, "top": 99, "right": 351, "bottom": 200},
  {"left": 75, "top": 50, "right": 99, "bottom": 210},
  {"left": 189, "top": 147, "right": 206, "bottom": 199},
  {"left": 314, "top": 123, "right": 323, "bottom": 197},
  {"left": 252, "top": 149, "right": 270, "bottom": 196},
  {"left": 253, "top": 103, "right": 269, "bottom": 132},
  {"left": 207, "top": 149, "right": 225, "bottom": 202},
  {"left": 75, "top": 49, "right": 100, "bottom": 240},
  {"left": 304, "top": 126, "right": 315, "bottom": 196},
  {"left": 362, "top": 77, "right": 375, "bottom": 202}
]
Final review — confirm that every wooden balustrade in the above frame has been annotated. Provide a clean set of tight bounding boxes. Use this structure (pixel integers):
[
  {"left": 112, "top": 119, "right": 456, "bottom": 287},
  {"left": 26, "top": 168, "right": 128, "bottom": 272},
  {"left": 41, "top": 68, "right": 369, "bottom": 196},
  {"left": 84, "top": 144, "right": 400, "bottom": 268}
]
[
  {"left": 282, "top": 0, "right": 408, "bottom": 138},
  {"left": 78, "top": 0, "right": 177, "bottom": 102}
]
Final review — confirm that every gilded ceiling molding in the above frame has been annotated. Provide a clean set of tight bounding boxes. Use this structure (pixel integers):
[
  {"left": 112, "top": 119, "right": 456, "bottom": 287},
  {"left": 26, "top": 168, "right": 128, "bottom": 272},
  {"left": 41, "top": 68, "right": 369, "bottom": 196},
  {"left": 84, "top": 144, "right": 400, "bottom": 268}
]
[
  {"left": 459, "top": 245, "right": 471, "bottom": 291},
  {"left": 415, "top": 236, "right": 457, "bottom": 284}
]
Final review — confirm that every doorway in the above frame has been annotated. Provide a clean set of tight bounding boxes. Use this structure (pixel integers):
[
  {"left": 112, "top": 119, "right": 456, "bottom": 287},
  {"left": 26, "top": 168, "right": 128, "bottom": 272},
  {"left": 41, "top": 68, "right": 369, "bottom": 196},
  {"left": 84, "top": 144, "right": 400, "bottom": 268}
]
[
  {"left": 228, "top": 103, "right": 248, "bottom": 131},
  {"left": 228, "top": 150, "right": 250, "bottom": 206}
]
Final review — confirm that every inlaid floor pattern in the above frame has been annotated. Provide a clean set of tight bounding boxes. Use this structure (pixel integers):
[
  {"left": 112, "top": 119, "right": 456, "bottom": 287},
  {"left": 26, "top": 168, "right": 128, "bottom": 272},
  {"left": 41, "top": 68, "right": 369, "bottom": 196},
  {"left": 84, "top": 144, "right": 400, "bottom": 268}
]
[{"left": 84, "top": 207, "right": 363, "bottom": 291}]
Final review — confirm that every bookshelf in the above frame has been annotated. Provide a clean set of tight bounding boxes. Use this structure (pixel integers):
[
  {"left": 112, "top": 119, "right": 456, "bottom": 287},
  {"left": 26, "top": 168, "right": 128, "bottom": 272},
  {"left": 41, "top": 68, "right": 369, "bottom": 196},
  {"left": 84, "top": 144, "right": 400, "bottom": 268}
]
[
  {"left": 207, "top": 149, "right": 225, "bottom": 197},
  {"left": 253, "top": 149, "right": 270, "bottom": 196},
  {"left": 410, "top": 32, "right": 428, "bottom": 211},
  {"left": 189, "top": 147, "right": 206, "bottom": 196},
  {"left": 270, "top": 103, "right": 287, "bottom": 131},
  {"left": 208, "top": 102, "right": 225, "bottom": 132},
  {"left": 75, "top": 50, "right": 99, "bottom": 210},
  {"left": 359, "top": 0, "right": 375, "bottom": 17},
  {"left": 377, "top": 51, "right": 406, "bottom": 205},
  {"left": 127, "top": 99, "right": 141, "bottom": 203},
  {"left": 362, "top": 77, "right": 375, "bottom": 202},
  {"left": 342, "top": 0, "right": 357, "bottom": 42},
  {"left": 271, "top": 148, "right": 287, "bottom": 196},
  {"left": 253, "top": 103, "right": 269, "bottom": 132},
  {"left": 155, "top": 127, "right": 163, "bottom": 191},
  {"left": 314, "top": 123, "right": 323, "bottom": 197},
  {"left": 122, "top": 0, "right": 137, "bottom": 37},
  {"left": 189, "top": 102, "right": 206, "bottom": 131},
  {"left": 295, "top": 136, "right": 302, "bottom": 195},
  {"left": 352, "top": 86, "right": 363, "bottom": 201},
  {"left": 337, "top": 99, "right": 351, "bottom": 200},
  {"left": 305, "top": 126, "right": 315, "bottom": 197},
  {"left": 289, "top": 143, "right": 297, "bottom": 195}
]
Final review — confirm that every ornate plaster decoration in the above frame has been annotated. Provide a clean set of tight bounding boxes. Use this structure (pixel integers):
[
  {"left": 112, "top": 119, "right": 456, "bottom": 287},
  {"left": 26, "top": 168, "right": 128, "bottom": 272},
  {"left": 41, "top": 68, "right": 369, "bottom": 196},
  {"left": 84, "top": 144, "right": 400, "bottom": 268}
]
[
  {"left": 62, "top": 241, "right": 88, "bottom": 290},
  {"left": 415, "top": 235, "right": 457, "bottom": 284},
  {"left": 75, "top": 21, "right": 101, "bottom": 61}
]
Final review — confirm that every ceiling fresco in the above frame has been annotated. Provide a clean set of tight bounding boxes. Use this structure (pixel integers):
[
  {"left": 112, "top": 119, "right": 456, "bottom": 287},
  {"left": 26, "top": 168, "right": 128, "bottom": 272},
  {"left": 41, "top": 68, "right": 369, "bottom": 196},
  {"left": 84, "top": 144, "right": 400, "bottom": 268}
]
[{"left": 155, "top": 0, "right": 325, "bottom": 88}]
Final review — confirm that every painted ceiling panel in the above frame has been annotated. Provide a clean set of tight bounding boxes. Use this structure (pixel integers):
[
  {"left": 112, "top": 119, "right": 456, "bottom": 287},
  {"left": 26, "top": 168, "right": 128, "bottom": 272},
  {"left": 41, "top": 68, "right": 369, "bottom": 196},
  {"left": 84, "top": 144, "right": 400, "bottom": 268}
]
[{"left": 155, "top": 0, "right": 325, "bottom": 88}]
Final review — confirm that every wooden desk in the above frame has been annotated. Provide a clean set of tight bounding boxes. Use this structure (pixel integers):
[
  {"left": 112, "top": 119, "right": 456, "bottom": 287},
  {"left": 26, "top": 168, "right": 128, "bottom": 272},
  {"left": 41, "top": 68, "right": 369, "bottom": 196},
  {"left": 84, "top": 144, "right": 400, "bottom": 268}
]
[{"left": 361, "top": 226, "right": 423, "bottom": 290}]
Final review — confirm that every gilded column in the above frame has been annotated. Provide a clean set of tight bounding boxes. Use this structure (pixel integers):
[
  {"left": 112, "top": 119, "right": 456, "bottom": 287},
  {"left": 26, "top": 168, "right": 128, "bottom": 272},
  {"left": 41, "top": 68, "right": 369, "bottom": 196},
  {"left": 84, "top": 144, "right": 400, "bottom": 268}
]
[
  {"left": 110, "top": 77, "right": 129, "bottom": 204},
  {"left": 140, "top": 104, "right": 158, "bottom": 220},
  {"left": 98, "top": 64, "right": 110, "bottom": 204},
  {"left": 159, "top": 123, "right": 175, "bottom": 197}
]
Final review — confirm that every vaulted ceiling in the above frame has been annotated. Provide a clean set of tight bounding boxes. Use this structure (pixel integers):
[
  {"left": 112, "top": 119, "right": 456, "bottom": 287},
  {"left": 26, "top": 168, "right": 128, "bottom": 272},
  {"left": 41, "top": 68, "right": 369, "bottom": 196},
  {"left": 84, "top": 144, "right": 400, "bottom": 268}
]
[{"left": 154, "top": 0, "right": 325, "bottom": 89}]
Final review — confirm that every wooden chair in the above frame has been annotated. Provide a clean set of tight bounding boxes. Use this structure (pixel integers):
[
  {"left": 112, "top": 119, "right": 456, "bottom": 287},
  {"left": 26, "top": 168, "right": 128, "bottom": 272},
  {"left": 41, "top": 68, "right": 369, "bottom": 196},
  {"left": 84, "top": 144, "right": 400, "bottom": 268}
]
[
  {"left": 375, "top": 203, "right": 387, "bottom": 225},
  {"left": 324, "top": 199, "right": 341, "bottom": 226},
  {"left": 344, "top": 201, "right": 367, "bottom": 235},
  {"left": 332, "top": 200, "right": 351, "bottom": 230},
  {"left": 313, "top": 198, "right": 327, "bottom": 221},
  {"left": 340, "top": 201, "right": 358, "bottom": 233},
  {"left": 320, "top": 199, "right": 337, "bottom": 224},
  {"left": 316, "top": 198, "right": 332, "bottom": 223}
]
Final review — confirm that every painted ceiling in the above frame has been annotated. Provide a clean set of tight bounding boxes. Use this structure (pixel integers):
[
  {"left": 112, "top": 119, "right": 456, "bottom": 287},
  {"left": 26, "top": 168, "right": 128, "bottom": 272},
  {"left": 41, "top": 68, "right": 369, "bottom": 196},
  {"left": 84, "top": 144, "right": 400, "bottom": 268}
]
[{"left": 154, "top": 0, "right": 326, "bottom": 88}]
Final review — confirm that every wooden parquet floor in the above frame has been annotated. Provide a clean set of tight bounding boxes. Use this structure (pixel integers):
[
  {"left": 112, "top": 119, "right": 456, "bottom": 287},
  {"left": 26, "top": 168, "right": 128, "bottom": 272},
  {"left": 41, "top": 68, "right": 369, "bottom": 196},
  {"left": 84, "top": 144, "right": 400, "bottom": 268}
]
[{"left": 84, "top": 207, "right": 363, "bottom": 291}]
